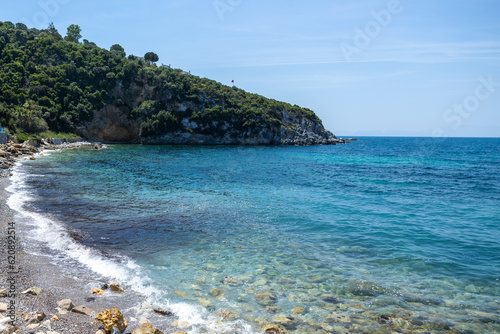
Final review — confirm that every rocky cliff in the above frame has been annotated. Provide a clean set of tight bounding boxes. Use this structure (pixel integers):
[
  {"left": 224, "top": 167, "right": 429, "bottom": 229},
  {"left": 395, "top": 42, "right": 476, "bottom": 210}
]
[{"left": 76, "top": 80, "right": 340, "bottom": 145}]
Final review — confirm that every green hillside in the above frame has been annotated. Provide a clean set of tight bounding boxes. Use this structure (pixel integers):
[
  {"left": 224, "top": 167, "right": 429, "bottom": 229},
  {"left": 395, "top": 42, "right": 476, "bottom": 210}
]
[{"left": 0, "top": 21, "right": 336, "bottom": 145}]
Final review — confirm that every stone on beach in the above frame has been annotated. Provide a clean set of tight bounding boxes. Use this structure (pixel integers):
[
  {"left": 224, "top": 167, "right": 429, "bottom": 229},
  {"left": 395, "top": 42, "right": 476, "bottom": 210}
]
[
  {"left": 22, "top": 287, "right": 42, "bottom": 295},
  {"left": 109, "top": 282, "right": 125, "bottom": 293},
  {"left": 0, "top": 317, "right": 16, "bottom": 334},
  {"left": 171, "top": 320, "right": 191, "bottom": 329},
  {"left": 153, "top": 307, "right": 172, "bottom": 316},
  {"left": 131, "top": 319, "right": 164, "bottom": 334},
  {"left": 92, "top": 288, "right": 105, "bottom": 295},
  {"left": 56, "top": 308, "right": 67, "bottom": 315},
  {"left": 25, "top": 311, "right": 46, "bottom": 324},
  {"left": 41, "top": 319, "right": 52, "bottom": 329},
  {"left": 71, "top": 305, "right": 94, "bottom": 315},
  {"left": 57, "top": 299, "right": 74, "bottom": 311},
  {"left": 0, "top": 289, "right": 6, "bottom": 298},
  {"left": 136, "top": 302, "right": 154, "bottom": 316},
  {"left": 0, "top": 303, "right": 6, "bottom": 313},
  {"left": 95, "top": 308, "right": 128, "bottom": 334},
  {"left": 132, "top": 322, "right": 153, "bottom": 334}
]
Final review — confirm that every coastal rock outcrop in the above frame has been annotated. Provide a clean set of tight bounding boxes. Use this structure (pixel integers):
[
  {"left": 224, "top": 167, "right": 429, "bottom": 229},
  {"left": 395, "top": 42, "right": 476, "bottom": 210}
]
[
  {"left": 77, "top": 105, "right": 141, "bottom": 143},
  {"left": 74, "top": 80, "right": 341, "bottom": 146}
]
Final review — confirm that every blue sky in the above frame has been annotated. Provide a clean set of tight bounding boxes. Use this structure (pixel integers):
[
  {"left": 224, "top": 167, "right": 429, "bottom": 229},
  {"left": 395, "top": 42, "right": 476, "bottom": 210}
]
[{"left": 2, "top": 0, "right": 500, "bottom": 137}]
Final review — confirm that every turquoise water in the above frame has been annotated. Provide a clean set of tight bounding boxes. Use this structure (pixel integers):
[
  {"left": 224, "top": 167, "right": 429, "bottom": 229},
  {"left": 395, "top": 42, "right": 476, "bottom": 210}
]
[{"left": 10, "top": 137, "right": 500, "bottom": 333}]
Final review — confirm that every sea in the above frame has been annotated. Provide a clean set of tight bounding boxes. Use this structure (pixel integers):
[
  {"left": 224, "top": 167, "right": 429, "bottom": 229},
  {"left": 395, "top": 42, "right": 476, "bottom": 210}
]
[{"left": 6, "top": 137, "right": 500, "bottom": 333}]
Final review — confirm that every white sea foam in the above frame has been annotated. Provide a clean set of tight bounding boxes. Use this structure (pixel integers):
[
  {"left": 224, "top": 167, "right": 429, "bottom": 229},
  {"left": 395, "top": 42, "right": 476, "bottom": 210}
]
[{"left": 6, "top": 160, "right": 257, "bottom": 334}]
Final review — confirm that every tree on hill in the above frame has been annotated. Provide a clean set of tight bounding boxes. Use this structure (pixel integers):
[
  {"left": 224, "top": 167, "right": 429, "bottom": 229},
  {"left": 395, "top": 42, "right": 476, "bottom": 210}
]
[
  {"left": 47, "top": 22, "right": 62, "bottom": 40},
  {"left": 144, "top": 52, "right": 159, "bottom": 63},
  {"left": 110, "top": 44, "right": 126, "bottom": 57},
  {"left": 64, "top": 24, "right": 82, "bottom": 43}
]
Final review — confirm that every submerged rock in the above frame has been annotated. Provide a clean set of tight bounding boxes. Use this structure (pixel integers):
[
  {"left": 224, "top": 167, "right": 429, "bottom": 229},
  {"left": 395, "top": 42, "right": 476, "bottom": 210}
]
[
  {"left": 265, "top": 306, "right": 282, "bottom": 314},
  {"left": 95, "top": 308, "right": 128, "bottom": 334},
  {"left": 320, "top": 295, "right": 341, "bottom": 304},
  {"left": 175, "top": 290, "right": 186, "bottom": 297},
  {"left": 291, "top": 306, "right": 306, "bottom": 315},
  {"left": 255, "top": 291, "right": 278, "bottom": 306},
  {"left": 377, "top": 314, "right": 392, "bottom": 324},
  {"left": 198, "top": 298, "right": 214, "bottom": 310},
  {"left": 272, "top": 314, "right": 298, "bottom": 329},
  {"left": 348, "top": 281, "right": 386, "bottom": 297},
  {"left": 216, "top": 310, "right": 238, "bottom": 321},
  {"left": 326, "top": 312, "right": 351, "bottom": 323},
  {"left": 263, "top": 324, "right": 288, "bottom": 334},
  {"left": 209, "top": 287, "right": 224, "bottom": 297}
]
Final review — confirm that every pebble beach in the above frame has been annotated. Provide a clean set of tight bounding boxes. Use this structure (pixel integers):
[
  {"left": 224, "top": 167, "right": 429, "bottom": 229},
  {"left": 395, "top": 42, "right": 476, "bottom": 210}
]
[{"left": 0, "top": 141, "right": 183, "bottom": 334}]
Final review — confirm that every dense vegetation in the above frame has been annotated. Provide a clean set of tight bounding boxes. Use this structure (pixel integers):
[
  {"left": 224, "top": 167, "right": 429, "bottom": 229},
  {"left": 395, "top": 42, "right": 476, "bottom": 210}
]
[{"left": 0, "top": 21, "right": 322, "bottom": 140}]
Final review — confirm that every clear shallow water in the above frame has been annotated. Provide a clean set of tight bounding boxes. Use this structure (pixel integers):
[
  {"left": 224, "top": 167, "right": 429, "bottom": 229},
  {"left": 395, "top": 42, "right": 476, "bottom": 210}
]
[{"left": 8, "top": 137, "right": 500, "bottom": 333}]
